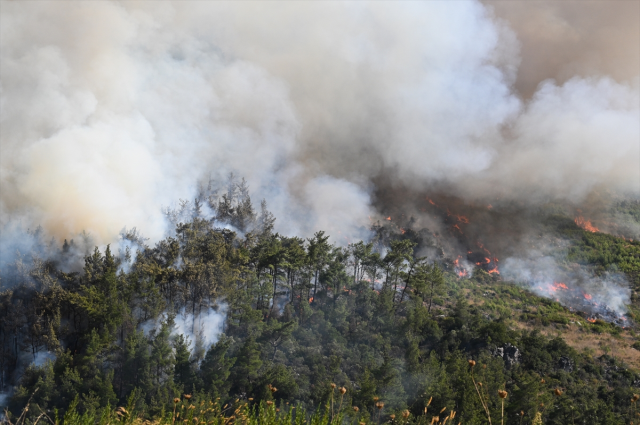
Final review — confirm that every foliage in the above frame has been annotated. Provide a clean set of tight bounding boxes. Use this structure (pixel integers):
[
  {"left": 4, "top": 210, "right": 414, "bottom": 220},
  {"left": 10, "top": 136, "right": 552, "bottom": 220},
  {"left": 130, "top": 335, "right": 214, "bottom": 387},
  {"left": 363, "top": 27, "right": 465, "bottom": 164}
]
[{"left": 2, "top": 186, "right": 640, "bottom": 425}]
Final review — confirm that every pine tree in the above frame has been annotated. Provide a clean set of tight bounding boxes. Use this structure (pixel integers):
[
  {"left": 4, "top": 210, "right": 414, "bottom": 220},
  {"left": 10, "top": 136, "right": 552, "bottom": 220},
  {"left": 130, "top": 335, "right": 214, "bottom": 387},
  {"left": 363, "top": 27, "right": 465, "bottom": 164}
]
[
  {"left": 199, "top": 335, "right": 235, "bottom": 399},
  {"left": 229, "top": 335, "right": 262, "bottom": 397},
  {"left": 121, "top": 330, "right": 151, "bottom": 398},
  {"left": 258, "top": 200, "right": 276, "bottom": 236},
  {"left": 307, "top": 231, "right": 331, "bottom": 303},
  {"left": 149, "top": 319, "right": 174, "bottom": 387},
  {"left": 173, "top": 334, "right": 195, "bottom": 391}
]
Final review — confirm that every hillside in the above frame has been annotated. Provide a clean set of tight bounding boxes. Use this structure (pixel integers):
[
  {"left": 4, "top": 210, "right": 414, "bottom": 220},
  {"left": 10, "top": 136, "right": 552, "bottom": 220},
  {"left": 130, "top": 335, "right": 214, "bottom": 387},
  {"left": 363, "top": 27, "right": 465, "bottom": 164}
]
[{"left": 2, "top": 195, "right": 640, "bottom": 425}]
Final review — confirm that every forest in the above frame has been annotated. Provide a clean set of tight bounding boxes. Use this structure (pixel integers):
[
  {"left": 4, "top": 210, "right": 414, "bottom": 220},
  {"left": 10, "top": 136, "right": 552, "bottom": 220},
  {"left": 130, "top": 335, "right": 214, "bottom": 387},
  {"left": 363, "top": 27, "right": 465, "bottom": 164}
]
[{"left": 2, "top": 179, "right": 640, "bottom": 425}]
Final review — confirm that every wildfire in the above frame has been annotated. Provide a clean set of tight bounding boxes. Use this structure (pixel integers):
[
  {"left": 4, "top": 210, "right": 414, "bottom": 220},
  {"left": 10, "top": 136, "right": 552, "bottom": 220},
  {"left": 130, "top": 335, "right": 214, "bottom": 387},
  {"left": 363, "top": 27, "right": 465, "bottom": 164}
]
[
  {"left": 309, "top": 297, "right": 313, "bottom": 303},
  {"left": 453, "top": 214, "right": 469, "bottom": 224},
  {"left": 427, "top": 198, "right": 437, "bottom": 206},
  {"left": 543, "top": 282, "right": 569, "bottom": 293},
  {"left": 386, "top": 216, "right": 391, "bottom": 221},
  {"left": 547, "top": 282, "right": 568, "bottom": 292},
  {"left": 575, "top": 216, "right": 599, "bottom": 233},
  {"left": 587, "top": 318, "right": 597, "bottom": 323},
  {"left": 476, "top": 242, "right": 491, "bottom": 255},
  {"left": 583, "top": 293, "right": 592, "bottom": 300},
  {"left": 454, "top": 256, "right": 469, "bottom": 278}
]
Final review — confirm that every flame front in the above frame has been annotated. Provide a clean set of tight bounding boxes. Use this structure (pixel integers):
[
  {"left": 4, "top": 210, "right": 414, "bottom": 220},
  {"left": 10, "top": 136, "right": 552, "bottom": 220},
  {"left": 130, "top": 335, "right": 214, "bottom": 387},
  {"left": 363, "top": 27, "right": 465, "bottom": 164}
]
[
  {"left": 575, "top": 216, "right": 599, "bottom": 232},
  {"left": 454, "top": 256, "right": 469, "bottom": 277},
  {"left": 453, "top": 214, "right": 469, "bottom": 224},
  {"left": 546, "top": 282, "right": 569, "bottom": 292}
]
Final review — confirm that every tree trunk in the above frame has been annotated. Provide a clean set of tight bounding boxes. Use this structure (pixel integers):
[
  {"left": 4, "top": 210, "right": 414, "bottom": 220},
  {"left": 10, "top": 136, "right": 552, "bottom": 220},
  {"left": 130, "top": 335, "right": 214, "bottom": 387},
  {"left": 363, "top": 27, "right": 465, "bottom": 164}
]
[
  {"left": 397, "top": 265, "right": 414, "bottom": 308},
  {"left": 312, "top": 269, "right": 318, "bottom": 303},
  {"left": 353, "top": 260, "right": 358, "bottom": 285},
  {"left": 428, "top": 280, "right": 434, "bottom": 313},
  {"left": 392, "top": 266, "right": 401, "bottom": 303},
  {"left": 269, "top": 267, "right": 278, "bottom": 315}
]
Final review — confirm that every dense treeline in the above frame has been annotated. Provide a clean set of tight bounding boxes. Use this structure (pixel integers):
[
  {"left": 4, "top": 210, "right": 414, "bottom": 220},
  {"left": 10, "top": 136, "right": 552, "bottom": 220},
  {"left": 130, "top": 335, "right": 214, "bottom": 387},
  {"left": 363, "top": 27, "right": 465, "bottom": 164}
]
[{"left": 2, "top": 179, "right": 640, "bottom": 424}]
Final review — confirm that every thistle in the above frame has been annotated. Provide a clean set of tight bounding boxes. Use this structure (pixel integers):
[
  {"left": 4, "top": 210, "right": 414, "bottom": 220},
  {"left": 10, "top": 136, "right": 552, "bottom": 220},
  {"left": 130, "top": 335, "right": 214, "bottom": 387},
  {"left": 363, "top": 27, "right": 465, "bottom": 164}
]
[{"left": 498, "top": 390, "right": 508, "bottom": 425}]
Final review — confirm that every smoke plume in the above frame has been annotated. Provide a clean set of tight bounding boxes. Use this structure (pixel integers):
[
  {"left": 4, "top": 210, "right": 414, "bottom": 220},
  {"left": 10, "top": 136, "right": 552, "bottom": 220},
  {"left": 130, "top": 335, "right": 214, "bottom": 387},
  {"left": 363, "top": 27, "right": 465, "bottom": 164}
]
[{"left": 1, "top": 2, "right": 638, "bottom": 249}]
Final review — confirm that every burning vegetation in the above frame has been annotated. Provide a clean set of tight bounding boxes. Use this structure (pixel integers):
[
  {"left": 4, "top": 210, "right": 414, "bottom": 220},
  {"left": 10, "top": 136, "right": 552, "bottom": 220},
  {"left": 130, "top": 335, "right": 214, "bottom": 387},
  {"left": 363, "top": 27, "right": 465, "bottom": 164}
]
[
  {"left": 373, "top": 187, "right": 639, "bottom": 328},
  {"left": 1, "top": 180, "right": 640, "bottom": 424},
  {"left": 1, "top": 0, "right": 639, "bottom": 420},
  {"left": 574, "top": 216, "right": 600, "bottom": 233}
]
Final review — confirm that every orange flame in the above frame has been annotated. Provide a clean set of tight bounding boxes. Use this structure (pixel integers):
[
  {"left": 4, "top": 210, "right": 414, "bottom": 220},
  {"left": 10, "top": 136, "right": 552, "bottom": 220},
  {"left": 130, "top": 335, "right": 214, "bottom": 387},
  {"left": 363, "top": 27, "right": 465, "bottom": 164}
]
[
  {"left": 386, "top": 216, "right": 391, "bottom": 221},
  {"left": 583, "top": 293, "right": 592, "bottom": 300},
  {"left": 454, "top": 255, "right": 468, "bottom": 277},
  {"left": 454, "top": 214, "right": 469, "bottom": 224},
  {"left": 587, "top": 318, "right": 597, "bottom": 323},
  {"left": 575, "top": 216, "right": 599, "bottom": 232},
  {"left": 545, "top": 282, "right": 568, "bottom": 292},
  {"left": 487, "top": 256, "right": 500, "bottom": 274},
  {"left": 554, "top": 282, "right": 568, "bottom": 290},
  {"left": 309, "top": 297, "right": 314, "bottom": 303},
  {"left": 477, "top": 242, "right": 491, "bottom": 255}
]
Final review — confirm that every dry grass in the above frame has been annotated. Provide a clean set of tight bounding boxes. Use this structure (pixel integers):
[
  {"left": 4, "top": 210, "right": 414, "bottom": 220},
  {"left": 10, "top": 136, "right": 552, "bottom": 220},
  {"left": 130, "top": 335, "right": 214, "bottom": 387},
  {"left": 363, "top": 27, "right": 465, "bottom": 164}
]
[{"left": 513, "top": 321, "right": 640, "bottom": 369}]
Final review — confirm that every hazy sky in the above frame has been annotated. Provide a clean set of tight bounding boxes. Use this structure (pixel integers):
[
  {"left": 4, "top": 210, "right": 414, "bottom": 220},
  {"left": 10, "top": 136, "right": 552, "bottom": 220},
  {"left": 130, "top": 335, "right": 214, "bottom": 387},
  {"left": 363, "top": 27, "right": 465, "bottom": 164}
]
[{"left": 486, "top": 0, "right": 640, "bottom": 97}]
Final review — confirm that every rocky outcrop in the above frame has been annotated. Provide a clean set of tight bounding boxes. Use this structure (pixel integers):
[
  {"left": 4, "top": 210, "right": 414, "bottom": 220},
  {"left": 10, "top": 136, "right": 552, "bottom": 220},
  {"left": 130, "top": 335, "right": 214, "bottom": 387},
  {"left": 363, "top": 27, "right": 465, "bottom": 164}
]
[
  {"left": 492, "top": 343, "right": 521, "bottom": 368},
  {"left": 558, "top": 356, "right": 573, "bottom": 372}
]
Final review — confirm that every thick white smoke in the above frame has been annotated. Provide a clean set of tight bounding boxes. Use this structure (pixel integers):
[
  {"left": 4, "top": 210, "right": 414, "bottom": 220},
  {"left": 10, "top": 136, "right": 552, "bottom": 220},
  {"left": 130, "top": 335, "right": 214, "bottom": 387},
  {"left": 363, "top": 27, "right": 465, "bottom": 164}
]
[
  {"left": 173, "top": 305, "right": 228, "bottom": 350},
  {"left": 1, "top": 1, "right": 638, "bottom": 247},
  {"left": 502, "top": 254, "right": 631, "bottom": 320}
]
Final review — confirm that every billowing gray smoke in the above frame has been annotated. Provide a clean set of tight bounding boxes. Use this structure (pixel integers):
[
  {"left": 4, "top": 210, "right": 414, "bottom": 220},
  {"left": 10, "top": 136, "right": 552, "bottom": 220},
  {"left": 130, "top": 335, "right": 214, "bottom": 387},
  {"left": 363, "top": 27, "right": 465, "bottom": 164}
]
[{"left": 1, "top": 1, "right": 638, "bottom": 247}]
